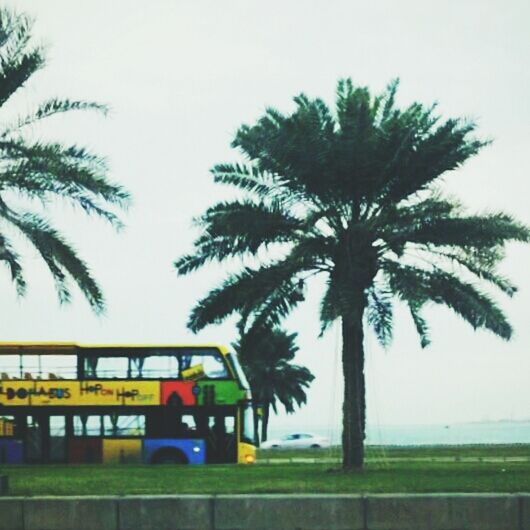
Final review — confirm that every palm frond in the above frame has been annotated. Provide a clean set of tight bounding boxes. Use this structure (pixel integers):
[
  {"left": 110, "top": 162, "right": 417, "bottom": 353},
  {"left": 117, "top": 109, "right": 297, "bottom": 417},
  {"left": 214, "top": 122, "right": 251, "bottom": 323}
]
[
  {"left": 376, "top": 194, "right": 459, "bottom": 234},
  {"left": 0, "top": 7, "right": 127, "bottom": 311},
  {"left": 0, "top": 10, "right": 43, "bottom": 107},
  {"left": 319, "top": 274, "right": 341, "bottom": 336},
  {"left": 0, "top": 232, "right": 25, "bottom": 295},
  {"left": 242, "top": 276, "right": 305, "bottom": 333},
  {"left": 273, "top": 362, "right": 314, "bottom": 413},
  {"left": 382, "top": 117, "right": 488, "bottom": 204},
  {"left": 235, "top": 325, "right": 313, "bottom": 416},
  {"left": 0, "top": 140, "right": 129, "bottom": 227},
  {"left": 383, "top": 260, "right": 512, "bottom": 340},
  {"left": 174, "top": 200, "right": 303, "bottom": 275},
  {"left": 399, "top": 212, "right": 529, "bottom": 249},
  {"left": 408, "top": 302, "right": 430, "bottom": 348},
  {"left": 198, "top": 199, "right": 302, "bottom": 245},
  {"left": 3, "top": 98, "right": 108, "bottom": 134},
  {"left": 0, "top": 140, "right": 128, "bottom": 202},
  {"left": 3, "top": 210, "right": 105, "bottom": 312},
  {"left": 366, "top": 285, "right": 393, "bottom": 348},
  {"left": 373, "top": 78, "right": 399, "bottom": 127},
  {"left": 187, "top": 259, "right": 303, "bottom": 332},
  {"left": 233, "top": 100, "right": 335, "bottom": 204},
  {"left": 424, "top": 246, "right": 517, "bottom": 297},
  {"left": 211, "top": 163, "right": 284, "bottom": 198}
]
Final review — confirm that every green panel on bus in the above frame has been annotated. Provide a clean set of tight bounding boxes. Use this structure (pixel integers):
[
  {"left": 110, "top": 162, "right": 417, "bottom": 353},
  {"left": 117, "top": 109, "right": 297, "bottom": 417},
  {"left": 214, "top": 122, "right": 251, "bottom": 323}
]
[{"left": 196, "top": 381, "right": 245, "bottom": 406}]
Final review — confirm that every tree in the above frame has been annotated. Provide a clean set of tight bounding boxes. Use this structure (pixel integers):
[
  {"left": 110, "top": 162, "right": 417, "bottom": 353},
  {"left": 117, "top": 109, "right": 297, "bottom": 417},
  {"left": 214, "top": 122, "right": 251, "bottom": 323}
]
[
  {"left": 234, "top": 325, "right": 314, "bottom": 444},
  {"left": 175, "top": 79, "right": 530, "bottom": 469},
  {"left": 0, "top": 8, "right": 129, "bottom": 312}
]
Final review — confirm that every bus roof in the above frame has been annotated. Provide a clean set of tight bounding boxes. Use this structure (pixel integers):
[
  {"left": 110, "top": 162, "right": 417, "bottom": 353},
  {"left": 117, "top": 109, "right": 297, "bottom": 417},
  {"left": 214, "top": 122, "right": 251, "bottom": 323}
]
[{"left": 0, "top": 342, "right": 229, "bottom": 356}]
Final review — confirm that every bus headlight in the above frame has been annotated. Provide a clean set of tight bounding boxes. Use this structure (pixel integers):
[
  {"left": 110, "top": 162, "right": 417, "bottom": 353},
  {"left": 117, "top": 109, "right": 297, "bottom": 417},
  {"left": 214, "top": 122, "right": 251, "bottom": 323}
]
[
  {"left": 192, "top": 446, "right": 201, "bottom": 453},
  {"left": 245, "top": 454, "right": 255, "bottom": 464}
]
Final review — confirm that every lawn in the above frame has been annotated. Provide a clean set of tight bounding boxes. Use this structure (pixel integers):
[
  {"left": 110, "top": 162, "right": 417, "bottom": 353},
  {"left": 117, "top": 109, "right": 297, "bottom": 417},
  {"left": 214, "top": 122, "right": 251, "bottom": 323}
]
[
  {"left": 2, "top": 459, "right": 529, "bottom": 496},
  {"left": 258, "top": 443, "right": 530, "bottom": 461}
]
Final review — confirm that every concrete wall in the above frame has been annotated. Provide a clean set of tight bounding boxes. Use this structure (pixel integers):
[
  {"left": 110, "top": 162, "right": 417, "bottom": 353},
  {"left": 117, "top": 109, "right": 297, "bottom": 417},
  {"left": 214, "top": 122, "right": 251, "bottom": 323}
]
[{"left": 0, "top": 494, "right": 527, "bottom": 530}]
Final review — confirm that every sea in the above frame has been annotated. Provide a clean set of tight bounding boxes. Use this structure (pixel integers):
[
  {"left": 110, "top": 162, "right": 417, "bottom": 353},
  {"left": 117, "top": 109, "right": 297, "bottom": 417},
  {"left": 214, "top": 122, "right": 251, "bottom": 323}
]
[{"left": 269, "top": 420, "right": 530, "bottom": 446}]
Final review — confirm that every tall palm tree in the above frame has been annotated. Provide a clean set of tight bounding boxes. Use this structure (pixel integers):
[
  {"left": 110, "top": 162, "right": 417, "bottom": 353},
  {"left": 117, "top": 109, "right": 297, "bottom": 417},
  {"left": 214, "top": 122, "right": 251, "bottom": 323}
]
[
  {"left": 175, "top": 79, "right": 529, "bottom": 469},
  {"left": 0, "top": 8, "right": 129, "bottom": 312},
  {"left": 234, "top": 325, "right": 314, "bottom": 444}
]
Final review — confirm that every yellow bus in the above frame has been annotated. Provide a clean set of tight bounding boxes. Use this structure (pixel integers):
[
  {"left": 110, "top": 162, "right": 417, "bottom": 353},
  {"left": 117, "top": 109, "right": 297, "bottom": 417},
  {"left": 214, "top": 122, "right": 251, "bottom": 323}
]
[{"left": 0, "top": 343, "right": 256, "bottom": 465}]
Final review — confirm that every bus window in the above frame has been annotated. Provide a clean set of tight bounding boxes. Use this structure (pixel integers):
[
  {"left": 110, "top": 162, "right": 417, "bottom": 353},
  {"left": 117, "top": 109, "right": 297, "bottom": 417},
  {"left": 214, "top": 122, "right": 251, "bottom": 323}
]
[
  {"left": 0, "top": 355, "right": 21, "bottom": 379},
  {"left": 160, "top": 348, "right": 230, "bottom": 379},
  {"left": 0, "top": 416, "right": 14, "bottom": 437},
  {"left": 112, "top": 353, "right": 228, "bottom": 380},
  {"left": 179, "top": 414, "right": 197, "bottom": 436},
  {"left": 138, "top": 355, "right": 180, "bottom": 379},
  {"left": 103, "top": 415, "right": 145, "bottom": 437},
  {"left": 74, "top": 415, "right": 146, "bottom": 437},
  {"left": 85, "top": 357, "right": 129, "bottom": 379},
  {"left": 41, "top": 355, "right": 77, "bottom": 379},
  {"left": 0, "top": 354, "right": 76, "bottom": 379},
  {"left": 187, "top": 354, "right": 228, "bottom": 379},
  {"left": 74, "top": 415, "right": 102, "bottom": 437},
  {"left": 225, "top": 416, "right": 235, "bottom": 435}
]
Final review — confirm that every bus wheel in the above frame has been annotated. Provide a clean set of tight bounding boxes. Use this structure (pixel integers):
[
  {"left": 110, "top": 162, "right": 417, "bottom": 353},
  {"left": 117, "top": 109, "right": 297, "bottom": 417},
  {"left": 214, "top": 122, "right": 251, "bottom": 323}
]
[{"left": 151, "top": 448, "right": 189, "bottom": 465}]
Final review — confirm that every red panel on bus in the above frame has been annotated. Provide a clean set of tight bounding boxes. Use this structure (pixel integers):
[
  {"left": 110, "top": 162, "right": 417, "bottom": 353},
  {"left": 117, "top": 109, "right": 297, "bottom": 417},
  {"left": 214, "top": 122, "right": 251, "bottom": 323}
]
[
  {"left": 161, "top": 381, "right": 197, "bottom": 406},
  {"left": 68, "top": 438, "right": 102, "bottom": 464}
]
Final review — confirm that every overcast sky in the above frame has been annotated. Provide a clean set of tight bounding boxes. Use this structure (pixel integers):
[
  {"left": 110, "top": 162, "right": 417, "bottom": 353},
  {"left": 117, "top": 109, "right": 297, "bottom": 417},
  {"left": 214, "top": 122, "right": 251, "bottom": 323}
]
[{"left": 1, "top": 0, "right": 529, "bottom": 436}]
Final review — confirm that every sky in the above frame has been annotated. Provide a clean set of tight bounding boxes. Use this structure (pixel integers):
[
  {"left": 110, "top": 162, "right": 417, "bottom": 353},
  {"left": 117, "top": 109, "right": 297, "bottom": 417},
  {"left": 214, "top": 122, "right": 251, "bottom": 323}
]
[{"left": 1, "top": 0, "right": 529, "bottom": 438}]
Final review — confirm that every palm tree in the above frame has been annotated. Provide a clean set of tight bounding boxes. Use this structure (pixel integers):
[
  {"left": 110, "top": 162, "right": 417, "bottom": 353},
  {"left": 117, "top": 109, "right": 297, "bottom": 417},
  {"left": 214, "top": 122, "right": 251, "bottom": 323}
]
[
  {"left": 175, "top": 79, "right": 530, "bottom": 469},
  {"left": 234, "top": 325, "right": 314, "bottom": 444},
  {"left": 0, "top": 8, "right": 129, "bottom": 312}
]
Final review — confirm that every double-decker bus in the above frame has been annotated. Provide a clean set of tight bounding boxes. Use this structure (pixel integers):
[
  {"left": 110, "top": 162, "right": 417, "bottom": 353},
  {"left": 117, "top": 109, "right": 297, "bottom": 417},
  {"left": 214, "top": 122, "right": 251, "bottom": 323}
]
[{"left": 0, "top": 343, "right": 256, "bottom": 465}]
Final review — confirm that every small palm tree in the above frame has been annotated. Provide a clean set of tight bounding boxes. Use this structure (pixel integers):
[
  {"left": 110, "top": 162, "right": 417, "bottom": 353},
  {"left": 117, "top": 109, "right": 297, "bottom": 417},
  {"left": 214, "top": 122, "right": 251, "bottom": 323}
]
[
  {"left": 0, "top": 8, "right": 129, "bottom": 312},
  {"left": 234, "top": 325, "right": 314, "bottom": 444},
  {"left": 175, "top": 79, "right": 529, "bottom": 469}
]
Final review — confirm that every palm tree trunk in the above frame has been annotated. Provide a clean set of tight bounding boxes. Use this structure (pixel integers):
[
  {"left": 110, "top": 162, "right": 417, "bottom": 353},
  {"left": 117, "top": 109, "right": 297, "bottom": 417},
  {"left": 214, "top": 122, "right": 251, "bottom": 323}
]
[
  {"left": 261, "top": 402, "right": 270, "bottom": 443},
  {"left": 341, "top": 308, "right": 366, "bottom": 470}
]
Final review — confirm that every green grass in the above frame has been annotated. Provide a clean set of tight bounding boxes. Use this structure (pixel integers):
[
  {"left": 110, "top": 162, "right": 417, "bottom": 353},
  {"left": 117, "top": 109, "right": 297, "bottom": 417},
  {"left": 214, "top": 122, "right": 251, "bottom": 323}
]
[
  {"left": 258, "top": 444, "right": 530, "bottom": 460},
  {"left": 2, "top": 445, "right": 528, "bottom": 496},
  {"left": 2, "top": 460, "right": 529, "bottom": 496}
]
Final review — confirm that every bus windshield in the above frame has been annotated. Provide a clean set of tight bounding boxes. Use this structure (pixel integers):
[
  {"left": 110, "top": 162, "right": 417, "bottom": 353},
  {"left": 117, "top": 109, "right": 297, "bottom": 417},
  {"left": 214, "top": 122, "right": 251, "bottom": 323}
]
[{"left": 227, "top": 353, "right": 250, "bottom": 390}]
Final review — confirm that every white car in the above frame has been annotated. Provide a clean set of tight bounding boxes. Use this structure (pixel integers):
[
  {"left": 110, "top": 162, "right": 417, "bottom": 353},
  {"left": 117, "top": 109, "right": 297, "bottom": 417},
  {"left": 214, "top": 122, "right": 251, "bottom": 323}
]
[{"left": 261, "top": 433, "right": 330, "bottom": 449}]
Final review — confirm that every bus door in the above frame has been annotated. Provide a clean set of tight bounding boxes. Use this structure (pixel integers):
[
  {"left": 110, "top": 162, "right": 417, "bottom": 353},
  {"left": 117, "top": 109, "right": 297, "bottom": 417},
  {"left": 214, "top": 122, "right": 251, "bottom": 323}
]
[
  {"left": 25, "top": 414, "right": 67, "bottom": 463},
  {"left": 49, "top": 416, "right": 67, "bottom": 463},
  {"left": 25, "top": 415, "right": 44, "bottom": 463},
  {"left": 203, "top": 413, "right": 236, "bottom": 464}
]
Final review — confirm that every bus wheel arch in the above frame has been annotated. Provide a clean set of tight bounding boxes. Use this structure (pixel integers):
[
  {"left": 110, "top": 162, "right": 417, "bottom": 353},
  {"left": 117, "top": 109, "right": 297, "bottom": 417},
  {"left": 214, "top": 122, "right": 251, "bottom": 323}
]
[{"left": 150, "top": 447, "right": 189, "bottom": 465}]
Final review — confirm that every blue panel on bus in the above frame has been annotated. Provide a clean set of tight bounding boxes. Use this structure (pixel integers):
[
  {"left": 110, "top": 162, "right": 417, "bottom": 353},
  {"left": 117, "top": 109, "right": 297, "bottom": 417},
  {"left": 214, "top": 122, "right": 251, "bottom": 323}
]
[
  {"left": 0, "top": 439, "right": 23, "bottom": 464},
  {"left": 143, "top": 439, "right": 206, "bottom": 465}
]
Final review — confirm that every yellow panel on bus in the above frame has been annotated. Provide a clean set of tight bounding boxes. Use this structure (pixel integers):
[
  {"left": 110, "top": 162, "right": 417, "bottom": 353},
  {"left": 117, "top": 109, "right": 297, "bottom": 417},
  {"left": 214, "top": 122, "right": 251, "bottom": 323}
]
[
  {"left": 102, "top": 438, "right": 142, "bottom": 464},
  {"left": 0, "top": 381, "right": 160, "bottom": 406}
]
